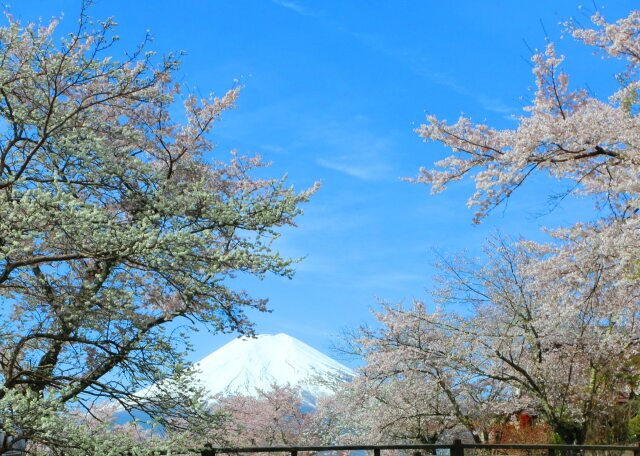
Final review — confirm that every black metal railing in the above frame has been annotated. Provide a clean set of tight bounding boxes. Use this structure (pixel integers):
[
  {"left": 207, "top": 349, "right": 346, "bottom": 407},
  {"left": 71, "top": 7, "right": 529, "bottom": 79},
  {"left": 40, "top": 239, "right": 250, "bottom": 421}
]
[
  {"left": 199, "top": 440, "right": 640, "bottom": 456},
  {"left": 51, "top": 440, "right": 639, "bottom": 456}
]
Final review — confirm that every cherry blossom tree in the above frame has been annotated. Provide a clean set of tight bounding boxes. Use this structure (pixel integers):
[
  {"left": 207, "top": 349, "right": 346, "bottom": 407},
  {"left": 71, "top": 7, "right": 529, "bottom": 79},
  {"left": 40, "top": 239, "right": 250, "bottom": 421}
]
[
  {"left": 213, "top": 385, "right": 312, "bottom": 447},
  {"left": 350, "top": 238, "right": 639, "bottom": 444},
  {"left": 412, "top": 11, "right": 640, "bottom": 297},
  {"left": 209, "top": 384, "right": 361, "bottom": 448},
  {"left": 401, "top": 9, "right": 640, "bottom": 444},
  {"left": 325, "top": 366, "right": 462, "bottom": 444},
  {"left": 347, "top": 302, "right": 507, "bottom": 444},
  {"left": 0, "top": 394, "right": 208, "bottom": 455},
  {"left": 0, "top": 4, "right": 315, "bottom": 452}
]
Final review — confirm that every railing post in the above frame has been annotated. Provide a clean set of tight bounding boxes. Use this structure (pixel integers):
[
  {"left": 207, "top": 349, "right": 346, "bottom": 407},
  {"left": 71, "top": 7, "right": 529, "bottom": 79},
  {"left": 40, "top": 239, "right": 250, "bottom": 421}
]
[
  {"left": 200, "top": 444, "right": 215, "bottom": 456},
  {"left": 291, "top": 450, "right": 298, "bottom": 456},
  {"left": 374, "top": 449, "right": 381, "bottom": 456},
  {"left": 451, "top": 439, "right": 463, "bottom": 456},
  {"left": 547, "top": 448, "right": 554, "bottom": 456},
  {"left": 634, "top": 442, "right": 640, "bottom": 456}
]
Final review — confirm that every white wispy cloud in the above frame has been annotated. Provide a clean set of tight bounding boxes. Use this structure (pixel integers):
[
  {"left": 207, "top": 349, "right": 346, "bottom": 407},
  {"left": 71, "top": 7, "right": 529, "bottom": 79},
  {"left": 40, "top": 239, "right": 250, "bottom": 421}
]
[
  {"left": 272, "top": 0, "right": 316, "bottom": 17},
  {"left": 259, "top": 143, "right": 287, "bottom": 154},
  {"left": 475, "top": 94, "right": 517, "bottom": 116},
  {"left": 268, "top": 4, "right": 516, "bottom": 117},
  {"left": 344, "top": 30, "right": 518, "bottom": 116},
  {"left": 311, "top": 123, "right": 395, "bottom": 181},
  {"left": 316, "top": 157, "right": 388, "bottom": 181}
]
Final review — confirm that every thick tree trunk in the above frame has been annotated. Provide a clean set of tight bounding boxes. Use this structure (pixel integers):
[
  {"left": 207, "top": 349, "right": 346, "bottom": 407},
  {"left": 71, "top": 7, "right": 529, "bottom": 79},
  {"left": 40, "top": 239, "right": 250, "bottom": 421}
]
[{"left": 554, "top": 422, "right": 587, "bottom": 445}]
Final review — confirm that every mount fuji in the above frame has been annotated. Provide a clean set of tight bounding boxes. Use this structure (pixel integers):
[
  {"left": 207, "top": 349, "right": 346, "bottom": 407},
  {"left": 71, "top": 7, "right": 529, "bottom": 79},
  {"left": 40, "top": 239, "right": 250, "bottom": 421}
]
[
  {"left": 192, "top": 333, "right": 354, "bottom": 400},
  {"left": 136, "top": 333, "right": 354, "bottom": 406}
]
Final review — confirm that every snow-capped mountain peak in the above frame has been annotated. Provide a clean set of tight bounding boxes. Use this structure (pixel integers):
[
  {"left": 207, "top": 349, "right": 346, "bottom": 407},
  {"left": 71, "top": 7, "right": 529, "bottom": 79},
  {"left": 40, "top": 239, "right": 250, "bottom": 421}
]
[
  {"left": 134, "top": 333, "right": 354, "bottom": 407},
  {"left": 194, "top": 333, "right": 353, "bottom": 399}
]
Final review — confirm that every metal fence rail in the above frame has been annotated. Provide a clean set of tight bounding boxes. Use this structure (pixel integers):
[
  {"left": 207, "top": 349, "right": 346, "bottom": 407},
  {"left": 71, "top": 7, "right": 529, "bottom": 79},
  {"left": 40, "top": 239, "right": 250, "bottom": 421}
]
[
  {"left": 85, "top": 440, "right": 640, "bottom": 456},
  {"left": 199, "top": 441, "right": 640, "bottom": 456},
  {"left": 5, "top": 439, "right": 640, "bottom": 455}
]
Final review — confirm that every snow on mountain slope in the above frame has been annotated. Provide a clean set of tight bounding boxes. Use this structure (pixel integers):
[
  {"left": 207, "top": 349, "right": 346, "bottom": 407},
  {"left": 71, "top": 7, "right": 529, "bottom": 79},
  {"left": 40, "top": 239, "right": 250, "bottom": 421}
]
[
  {"left": 135, "top": 333, "right": 354, "bottom": 406},
  {"left": 195, "top": 333, "right": 353, "bottom": 400}
]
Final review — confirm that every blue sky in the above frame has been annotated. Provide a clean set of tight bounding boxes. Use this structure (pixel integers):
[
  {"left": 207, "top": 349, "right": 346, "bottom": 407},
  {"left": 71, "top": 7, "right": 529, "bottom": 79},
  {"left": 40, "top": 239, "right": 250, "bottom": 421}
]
[{"left": 11, "top": 1, "right": 638, "bottom": 366}]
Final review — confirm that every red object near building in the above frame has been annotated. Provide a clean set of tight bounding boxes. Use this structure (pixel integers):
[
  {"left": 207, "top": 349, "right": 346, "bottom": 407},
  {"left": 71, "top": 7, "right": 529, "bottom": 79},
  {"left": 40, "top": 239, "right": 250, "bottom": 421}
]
[{"left": 518, "top": 412, "right": 533, "bottom": 428}]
